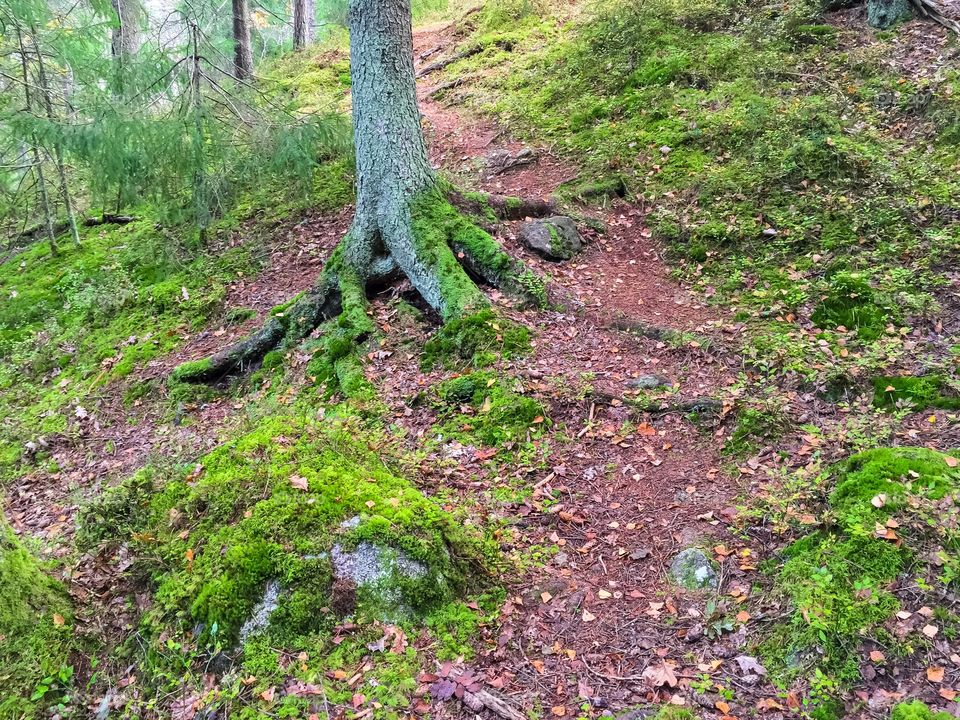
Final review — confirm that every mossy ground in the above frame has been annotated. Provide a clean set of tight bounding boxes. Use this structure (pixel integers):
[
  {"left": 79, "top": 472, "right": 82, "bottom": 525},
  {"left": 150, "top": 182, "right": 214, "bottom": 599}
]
[
  {"left": 434, "top": 370, "right": 550, "bottom": 449},
  {"left": 760, "top": 448, "right": 960, "bottom": 699},
  {"left": 0, "top": 518, "right": 75, "bottom": 717},
  {"left": 442, "top": 0, "right": 960, "bottom": 391},
  {"left": 79, "top": 411, "right": 504, "bottom": 717}
]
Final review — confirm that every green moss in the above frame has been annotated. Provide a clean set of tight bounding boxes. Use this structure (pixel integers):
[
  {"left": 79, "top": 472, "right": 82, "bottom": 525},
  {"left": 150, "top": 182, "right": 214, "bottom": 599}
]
[
  {"left": 763, "top": 447, "right": 960, "bottom": 690},
  {"left": 260, "top": 350, "right": 285, "bottom": 370},
  {"left": 169, "top": 358, "right": 213, "bottom": 384},
  {"left": 435, "top": 372, "right": 549, "bottom": 448},
  {"left": 723, "top": 406, "right": 787, "bottom": 457},
  {"left": 811, "top": 271, "right": 891, "bottom": 341},
  {"left": 0, "top": 518, "right": 75, "bottom": 717},
  {"left": 421, "top": 309, "right": 531, "bottom": 371},
  {"left": 872, "top": 375, "right": 960, "bottom": 411},
  {"left": 412, "top": 188, "right": 547, "bottom": 311},
  {"left": 85, "top": 414, "right": 498, "bottom": 642},
  {"left": 890, "top": 702, "right": 954, "bottom": 720}
]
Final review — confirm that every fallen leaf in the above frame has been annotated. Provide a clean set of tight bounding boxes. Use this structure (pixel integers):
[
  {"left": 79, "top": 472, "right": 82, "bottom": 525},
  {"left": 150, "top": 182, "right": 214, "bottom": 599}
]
[
  {"left": 582, "top": 610, "right": 597, "bottom": 622},
  {"left": 870, "top": 650, "right": 886, "bottom": 663},
  {"left": 642, "top": 663, "right": 678, "bottom": 688},
  {"left": 923, "top": 624, "right": 939, "bottom": 638},
  {"left": 52, "top": 613, "right": 65, "bottom": 627},
  {"left": 551, "top": 706, "right": 567, "bottom": 717},
  {"left": 260, "top": 687, "right": 275, "bottom": 703},
  {"left": 290, "top": 475, "right": 309, "bottom": 491},
  {"left": 734, "top": 655, "right": 767, "bottom": 676},
  {"left": 928, "top": 667, "right": 945, "bottom": 683}
]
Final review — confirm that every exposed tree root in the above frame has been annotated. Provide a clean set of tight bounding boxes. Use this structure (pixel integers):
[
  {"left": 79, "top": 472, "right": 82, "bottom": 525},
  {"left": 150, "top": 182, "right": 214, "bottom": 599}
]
[
  {"left": 909, "top": 0, "right": 960, "bottom": 32},
  {"left": 171, "top": 187, "right": 547, "bottom": 386},
  {"left": 588, "top": 389, "right": 724, "bottom": 417},
  {"left": 449, "top": 189, "right": 555, "bottom": 222}
]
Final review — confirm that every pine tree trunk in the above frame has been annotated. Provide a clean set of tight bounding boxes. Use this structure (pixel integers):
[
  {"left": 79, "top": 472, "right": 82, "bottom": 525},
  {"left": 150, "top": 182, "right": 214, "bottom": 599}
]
[
  {"left": 172, "top": 0, "right": 545, "bottom": 384},
  {"left": 339, "top": 0, "right": 484, "bottom": 315},
  {"left": 33, "top": 31, "right": 80, "bottom": 247},
  {"left": 110, "top": 0, "right": 141, "bottom": 61},
  {"left": 17, "top": 28, "right": 57, "bottom": 256},
  {"left": 232, "top": 0, "right": 255, "bottom": 80},
  {"left": 293, "top": 0, "right": 308, "bottom": 49}
]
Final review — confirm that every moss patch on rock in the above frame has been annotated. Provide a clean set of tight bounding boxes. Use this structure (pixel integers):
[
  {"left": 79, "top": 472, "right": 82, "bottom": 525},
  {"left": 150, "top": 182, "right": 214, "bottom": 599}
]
[
  {"left": 762, "top": 447, "right": 960, "bottom": 690},
  {"left": 79, "top": 412, "right": 502, "bottom": 714}
]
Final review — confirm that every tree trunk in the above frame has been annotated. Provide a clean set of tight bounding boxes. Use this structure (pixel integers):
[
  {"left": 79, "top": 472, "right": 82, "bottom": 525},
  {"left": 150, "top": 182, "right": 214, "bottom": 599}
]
[
  {"left": 111, "top": 0, "right": 141, "bottom": 61},
  {"left": 17, "top": 29, "right": 57, "bottom": 257},
  {"left": 293, "top": 0, "right": 308, "bottom": 49},
  {"left": 33, "top": 29, "right": 80, "bottom": 247},
  {"left": 172, "top": 0, "right": 546, "bottom": 384},
  {"left": 232, "top": 0, "right": 255, "bottom": 80}
]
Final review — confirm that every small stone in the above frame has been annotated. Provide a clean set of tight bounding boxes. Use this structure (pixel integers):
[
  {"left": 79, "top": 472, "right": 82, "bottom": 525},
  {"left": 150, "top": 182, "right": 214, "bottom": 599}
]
[
  {"left": 519, "top": 216, "right": 583, "bottom": 261},
  {"left": 685, "top": 623, "right": 704, "bottom": 642},
  {"left": 669, "top": 548, "right": 718, "bottom": 590},
  {"left": 626, "top": 374, "right": 672, "bottom": 390}
]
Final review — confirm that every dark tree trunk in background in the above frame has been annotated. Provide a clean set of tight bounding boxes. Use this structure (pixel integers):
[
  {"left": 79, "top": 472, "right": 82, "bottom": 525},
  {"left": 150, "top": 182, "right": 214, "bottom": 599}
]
[
  {"left": 293, "top": 0, "right": 309, "bottom": 49},
  {"left": 172, "top": 0, "right": 544, "bottom": 384},
  {"left": 232, "top": 0, "right": 255, "bottom": 80}
]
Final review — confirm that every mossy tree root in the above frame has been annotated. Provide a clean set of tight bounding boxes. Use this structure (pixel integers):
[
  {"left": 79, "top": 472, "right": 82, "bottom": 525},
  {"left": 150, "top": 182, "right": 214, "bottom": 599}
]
[
  {"left": 171, "top": 188, "right": 546, "bottom": 385},
  {"left": 450, "top": 189, "right": 556, "bottom": 222}
]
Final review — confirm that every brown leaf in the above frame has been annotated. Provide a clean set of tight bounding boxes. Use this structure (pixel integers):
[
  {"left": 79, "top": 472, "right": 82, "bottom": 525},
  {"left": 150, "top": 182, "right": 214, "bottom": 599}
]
[
  {"left": 927, "top": 667, "right": 945, "bottom": 683},
  {"left": 922, "top": 624, "right": 939, "bottom": 638},
  {"left": 642, "top": 663, "right": 678, "bottom": 688},
  {"left": 260, "top": 687, "right": 275, "bottom": 703},
  {"left": 945, "top": 456, "right": 958, "bottom": 468},
  {"left": 290, "top": 475, "right": 309, "bottom": 491},
  {"left": 551, "top": 706, "right": 567, "bottom": 717},
  {"left": 869, "top": 650, "right": 886, "bottom": 663}
]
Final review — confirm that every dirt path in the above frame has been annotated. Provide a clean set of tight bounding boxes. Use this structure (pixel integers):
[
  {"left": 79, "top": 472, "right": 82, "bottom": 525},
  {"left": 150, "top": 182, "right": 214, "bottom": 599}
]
[{"left": 404, "top": 26, "right": 777, "bottom": 718}]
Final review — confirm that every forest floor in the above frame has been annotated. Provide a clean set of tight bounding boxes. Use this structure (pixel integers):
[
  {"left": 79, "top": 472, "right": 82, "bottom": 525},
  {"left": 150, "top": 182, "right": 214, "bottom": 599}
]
[{"left": 4, "top": 3, "right": 960, "bottom": 720}]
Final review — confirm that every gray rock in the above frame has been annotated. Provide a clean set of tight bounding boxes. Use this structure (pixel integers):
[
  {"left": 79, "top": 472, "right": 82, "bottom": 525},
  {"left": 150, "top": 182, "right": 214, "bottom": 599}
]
[
  {"left": 626, "top": 374, "right": 672, "bottom": 390},
  {"left": 331, "top": 541, "right": 427, "bottom": 586},
  {"left": 238, "top": 579, "right": 281, "bottom": 642},
  {"left": 669, "top": 548, "right": 718, "bottom": 590},
  {"left": 867, "top": 0, "right": 912, "bottom": 28},
  {"left": 519, "top": 216, "right": 583, "bottom": 261},
  {"left": 330, "top": 541, "right": 440, "bottom": 620}
]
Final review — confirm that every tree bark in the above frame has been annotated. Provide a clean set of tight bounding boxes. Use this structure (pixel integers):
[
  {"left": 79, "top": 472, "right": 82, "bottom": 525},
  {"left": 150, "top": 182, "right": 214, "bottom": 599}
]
[
  {"left": 17, "top": 29, "right": 57, "bottom": 257},
  {"left": 232, "top": 0, "right": 255, "bottom": 80},
  {"left": 293, "top": 0, "right": 309, "bottom": 49},
  {"left": 111, "top": 0, "right": 141, "bottom": 62},
  {"left": 33, "top": 29, "right": 80, "bottom": 247},
  {"left": 172, "top": 0, "right": 544, "bottom": 384}
]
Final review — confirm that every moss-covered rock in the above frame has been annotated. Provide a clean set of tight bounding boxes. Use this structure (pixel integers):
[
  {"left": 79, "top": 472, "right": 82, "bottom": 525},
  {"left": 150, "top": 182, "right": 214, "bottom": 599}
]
[
  {"left": 669, "top": 547, "right": 718, "bottom": 590},
  {"left": 84, "top": 414, "right": 498, "bottom": 649},
  {"left": 0, "top": 518, "right": 74, "bottom": 717}
]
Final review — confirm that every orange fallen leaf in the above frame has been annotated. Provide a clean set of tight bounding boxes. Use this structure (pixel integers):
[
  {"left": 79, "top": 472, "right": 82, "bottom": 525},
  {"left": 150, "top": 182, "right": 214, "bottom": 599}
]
[
  {"left": 260, "top": 687, "right": 275, "bottom": 703},
  {"left": 52, "top": 613, "right": 65, "bottom": 627},
  {"left": 869, "top": 650, "right": 886, "bottom": 663},
  {"left": 551, "top": 706, "right": 567, "bottom": 717},
  {"left": 735, "top": 611, "right": 751, "bottom": 623},
  {"left": 928, "top": 667, "right": 945, "bottom": 683}
]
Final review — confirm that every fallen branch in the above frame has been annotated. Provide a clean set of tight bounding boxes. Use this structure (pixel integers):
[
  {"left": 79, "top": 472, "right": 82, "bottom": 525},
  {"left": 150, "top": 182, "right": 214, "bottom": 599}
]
[
  {"left": 462, "top": 689, "right": 526, "bottom": 720},
  {"left": 12, "top": 213, "right": 139, "bottom": 245},
  {"left": 417, "top": 46, "right": 481, "bottom": 78}
]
